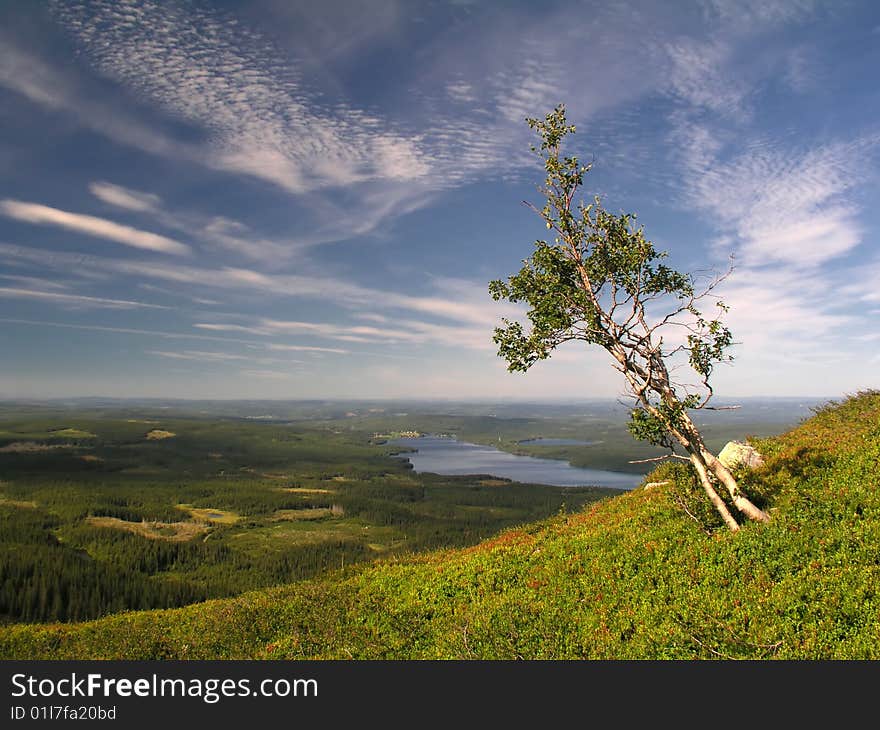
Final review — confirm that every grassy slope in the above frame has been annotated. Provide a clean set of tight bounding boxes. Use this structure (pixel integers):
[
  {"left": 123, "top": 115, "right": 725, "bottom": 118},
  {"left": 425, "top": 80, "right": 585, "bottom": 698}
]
[{"left": 2, "top": 391, "right": 878, "bottom": 660}]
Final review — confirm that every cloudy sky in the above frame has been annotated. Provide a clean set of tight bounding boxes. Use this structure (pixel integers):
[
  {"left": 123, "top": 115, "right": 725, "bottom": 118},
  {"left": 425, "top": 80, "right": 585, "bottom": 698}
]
[{"left": 1, "top": 0, "right": 878, "bottom": 400}]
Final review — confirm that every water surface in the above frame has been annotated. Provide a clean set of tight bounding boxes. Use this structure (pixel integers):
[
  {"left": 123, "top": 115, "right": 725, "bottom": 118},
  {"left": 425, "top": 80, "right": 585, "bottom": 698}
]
[
  {"left": 392, "top": 436, "right": 638, "bottom": 489},
  {"left": 517, "top": 438, "right": 600, "bottom": 446}
]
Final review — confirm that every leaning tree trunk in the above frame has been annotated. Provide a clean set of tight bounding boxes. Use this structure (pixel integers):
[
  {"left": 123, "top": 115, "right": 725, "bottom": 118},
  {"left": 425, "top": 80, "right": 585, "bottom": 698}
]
[
  {"left": 688, "top": 452, "right": 740, "bottom": 532},
  {"left": 676, "top": 410, "right": 770, "bottom": 524},
  {"left": 620, "top": 359, "right": 770, "bottom": 530},
  {"left": 700, "top": 447, "right": 770, "bottom": 523}
]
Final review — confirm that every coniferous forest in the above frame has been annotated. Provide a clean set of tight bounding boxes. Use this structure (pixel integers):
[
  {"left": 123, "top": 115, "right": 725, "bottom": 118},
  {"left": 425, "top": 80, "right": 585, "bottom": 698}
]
[{"left": 0, "top": 405, "right": 627, "bottom": 624}]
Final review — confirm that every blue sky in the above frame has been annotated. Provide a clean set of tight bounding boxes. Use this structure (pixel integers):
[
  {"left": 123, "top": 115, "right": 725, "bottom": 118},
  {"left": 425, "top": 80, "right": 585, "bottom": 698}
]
[{"left": 1, "top": 0, "right": 878, "bottom": 400}]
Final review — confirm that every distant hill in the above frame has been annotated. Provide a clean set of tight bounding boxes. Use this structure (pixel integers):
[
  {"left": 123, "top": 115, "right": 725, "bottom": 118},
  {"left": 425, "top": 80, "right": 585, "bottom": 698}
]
[{"left": 2, "top": 390, "right": 878, "bottom": 659}]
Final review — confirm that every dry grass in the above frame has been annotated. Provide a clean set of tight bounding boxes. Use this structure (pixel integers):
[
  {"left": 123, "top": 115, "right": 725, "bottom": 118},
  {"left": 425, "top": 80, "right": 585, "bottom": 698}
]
[
  {"left": 270, "top": 508, "right": 338, "bottom": 522},
  {"left": 147, "top": 428, "right": 177, "bottom": 441},
  {"left": 177, "top": 505, "right": 240, "bottom": 524},
  {"left": 145, "top": 429, "right": 176, "bottom": 440},
  {"left": 278, "top": 487, "right": 334, "bottom": 494},
  {"left": 50, "top": 428, "right": 96, "bottom": 438},
  {"left": 0, "top": 442, "right": 73, "bottom": 453},
  {"left": 0, "top": 496, "right": 38, "bottom": 509},
  {"left": 86, "top": 516, "right": 208, "bottom": 541}
]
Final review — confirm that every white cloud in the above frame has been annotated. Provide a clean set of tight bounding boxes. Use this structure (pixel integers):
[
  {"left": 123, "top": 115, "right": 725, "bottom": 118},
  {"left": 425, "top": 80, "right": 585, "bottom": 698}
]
[
  {"left": 0, "top": 317, "right": 266, "bottom": 344},
  {"left": 90, "top": 182, "right": 301, "bottom": 262},
  {"left": 738, "top": 206, "right": 861, "bottom": 267},
  {"left": 50, "top": 0, "right": 433, "bottom": 195},
  {"left": 264, "top": 342, "right": 349, "bottom": 355},
  {"left": 146, "top": 349, "right": 304, "bottom": 366},
  {"left": 674, "top": 124, "right": 876, "bottom": 268},
  {"left": 0, "top": 241, "right": 513, "bottom": 353},
  {"left": 665, "top": 39, "right": 751, "bottom": 119},
  {"left": 0, "top": 274, "right": 70, "bottom": 291},
  {"left": 146, "top": 349, "right": 251, "bottom": 362},
  {"left": 700, "top": 0, "right": 821, "bottom": 28},
  {"left": 0, "top": 37, "right": 187, "bottom": 160},
  {"left": 0, "top": 200, "right": 191, "bottom": 255},
  {"left": 259, "top": 319, "right": 413, "bottom": 345},
  {"left": 446, "top": 80, "right": 476, "bottom": 103},
  {"left": 0, "top": 286, "right": 168, "bottom": 310},
  {"left": 239, "top": 368, "right": 299, "bottom": 380},
  {"left": 193, "top": 323, "right": 270, "bottom": 335},
  {"left": 89, "top": 181, "right": 161, "bottom": 213},
  {"left": 90, "top": 182, "right": 161, "bottom": 212}
]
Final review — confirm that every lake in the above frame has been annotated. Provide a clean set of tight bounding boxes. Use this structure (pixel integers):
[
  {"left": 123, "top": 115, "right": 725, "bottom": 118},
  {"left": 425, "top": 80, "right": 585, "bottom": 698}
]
[{"left": 391, "top": 435, "right": 639, "bottom": 489}]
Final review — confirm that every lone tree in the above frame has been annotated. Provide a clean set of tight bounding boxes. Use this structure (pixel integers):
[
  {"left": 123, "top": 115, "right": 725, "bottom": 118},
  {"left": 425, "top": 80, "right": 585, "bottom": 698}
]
[{"left": 489, "top": 105, "right": 769, "bottom": 532}]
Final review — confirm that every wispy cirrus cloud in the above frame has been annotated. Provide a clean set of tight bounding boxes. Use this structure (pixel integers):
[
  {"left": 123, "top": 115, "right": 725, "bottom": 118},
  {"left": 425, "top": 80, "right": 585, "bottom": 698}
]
[
  {"left": 88, "top": 181, "right": 299, "bottom": 261},
  {"left": 665, "top": 112, "right": 879, "bottom": 372},
  {"left": 38, "top": 0, "right": 678, "bottom": 237},
  {"left": 50, "top": 0, "right": 432, "bottom": 195},
  {"left": 202, "top": 308, "right": 501, "bottom": 353},
  {"left": 0, "top": 35, "right": 188, "bottom": 161},
  {"left": 676, "top": 124, "right": 877, "bottom": 268},
  {"left": 699, "top": 0, "right": 822, "bottom": 28},
  {"left": 146, "top": 349, "right": 303, "bottom": 366},
  {"left": 0, "top": 274, "right": 70, "bottom": 291},
  {"left": 89, "top": 182, "right": 160, "bottom": 212},
  {"left": 0, "top": 200, "right": 190, "bottom": 256},
  {"left": 0, "top": 242, "right": 514, "bottom": 332},
  {"left": 1, "top": 240, "right": 509, "bottom": 355},
  {"left": 0, "top": 318, "right": 341, "bottom": 356},
  {"left": 664, "top": 39, "right": 751, "bottom": 119},
  {"left": 146, "top": 349, "right": 253, "bottom": 363},
  {"left": 264, "top": 342, "right": 348, "bottom": 355},
  {"left": 0, "top": 286, "right": 168, "bottom": 310}
]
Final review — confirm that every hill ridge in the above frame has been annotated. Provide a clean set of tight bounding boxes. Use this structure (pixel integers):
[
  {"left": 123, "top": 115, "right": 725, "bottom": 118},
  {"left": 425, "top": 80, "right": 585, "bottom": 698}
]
[{"left": 2, "top": 390, "right": 879, "bottom": 659}]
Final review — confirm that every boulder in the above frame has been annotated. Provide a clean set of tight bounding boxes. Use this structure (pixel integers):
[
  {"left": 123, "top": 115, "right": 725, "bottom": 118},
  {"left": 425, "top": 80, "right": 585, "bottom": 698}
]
[{"left": 717, "top": 441, "right": 764, "bottom": 470}]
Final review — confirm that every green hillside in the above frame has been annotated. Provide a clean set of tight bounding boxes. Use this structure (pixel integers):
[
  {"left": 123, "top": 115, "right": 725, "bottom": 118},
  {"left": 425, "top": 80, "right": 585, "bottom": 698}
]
[{"left": 2, "top": 391, "right": 878, "bottom": 660}]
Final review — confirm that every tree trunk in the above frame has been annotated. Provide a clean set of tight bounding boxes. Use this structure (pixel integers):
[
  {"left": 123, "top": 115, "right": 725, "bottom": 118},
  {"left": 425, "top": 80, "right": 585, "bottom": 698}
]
[
  {"left": 688, "top": 453, "right": 740, "bottom": 532},
  {"left": 675, "top": 410, "right": 771, "bottom": 525},
  {"left": 701, "top": 448, "right": 770, "bottom": 523}
]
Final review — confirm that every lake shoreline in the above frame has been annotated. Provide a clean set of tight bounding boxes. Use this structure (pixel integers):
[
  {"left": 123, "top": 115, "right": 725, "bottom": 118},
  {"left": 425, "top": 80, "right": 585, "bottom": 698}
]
[{"left": 390, "top": 434, "right": 639, "bottom": 490}]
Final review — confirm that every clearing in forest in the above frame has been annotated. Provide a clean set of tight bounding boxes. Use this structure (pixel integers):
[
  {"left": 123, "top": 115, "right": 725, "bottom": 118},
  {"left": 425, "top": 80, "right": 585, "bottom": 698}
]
[
  {"left": 146, "top": 429, "right": 176, "bottom": 440},
  {"left": 86, "top": 516, "right": 208, "bottom": 541}
]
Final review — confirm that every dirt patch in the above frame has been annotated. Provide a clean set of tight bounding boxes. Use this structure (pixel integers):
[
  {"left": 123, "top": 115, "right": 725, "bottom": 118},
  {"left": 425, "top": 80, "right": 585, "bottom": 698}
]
[
  {"left": 261, "top": 472, "right": 289, "bottom": 480},
  {"left": 78, "top": 454, "right": 103, "bottom": 463},
  {"left": 86, "top": 516, "right": 207, "bottom": 541},
  {"left": 146, "top": 429, "right": 176, "bottom": 440}
]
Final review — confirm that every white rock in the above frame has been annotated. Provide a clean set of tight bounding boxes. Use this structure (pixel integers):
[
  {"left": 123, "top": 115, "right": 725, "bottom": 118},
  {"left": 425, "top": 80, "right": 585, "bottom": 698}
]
[{"left": 718, "top": 441, "right": 764, "bottom": 470}]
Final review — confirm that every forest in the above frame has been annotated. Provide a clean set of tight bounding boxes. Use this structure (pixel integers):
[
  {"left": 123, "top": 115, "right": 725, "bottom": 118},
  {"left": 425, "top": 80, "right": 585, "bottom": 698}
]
[{"left": 0, "top": 405, "right": 620, "bottom": 623}]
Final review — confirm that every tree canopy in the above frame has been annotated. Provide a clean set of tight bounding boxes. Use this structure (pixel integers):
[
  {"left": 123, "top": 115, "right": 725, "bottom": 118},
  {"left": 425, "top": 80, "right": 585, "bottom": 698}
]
[{"left": 490, "top": 105, "right": 768, "bottom": 531}]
